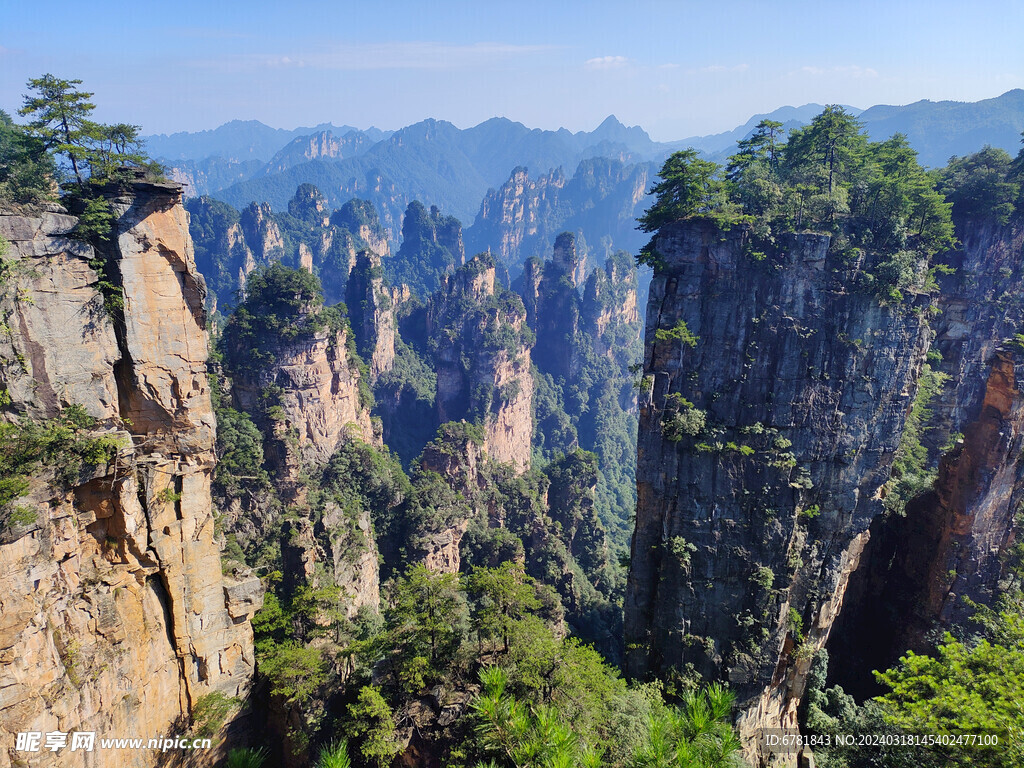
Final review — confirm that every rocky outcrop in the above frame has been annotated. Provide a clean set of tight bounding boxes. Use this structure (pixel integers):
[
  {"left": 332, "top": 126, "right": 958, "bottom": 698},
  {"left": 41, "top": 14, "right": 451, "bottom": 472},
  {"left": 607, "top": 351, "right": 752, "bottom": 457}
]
[
  {"left": 331, "top": 199, "right": 390, "bottom": 260},
  {"left": 0, "top": 186, "right": 259, "bottom": 768},
  {"left": 239, "top": 201, "right": 285, "bottom": 264},
  {"left": 0, "top": 209, "right": 121, "bottom": 421},
  {"left": 262, "top": 130, "right": 374, "bottom": 176},
  {"left": 825, "top": 218, "right": 1024, "bottom": 698},
  {"left": 187, "top": 196, "right": 257, "bottom": 315},
  {"left": 413, "top": 430, "right": 486, "bottom": 573},
  {"left": 582, "top": 250, "right": 642, "bottom": 362},
  {"left": 322, "top": 498, "right": 381, "bottom": 615},
  {"left": 288, "top": 183, "right": 331, "bottom": 228},
  {"left": 521, "top": 232, "right": 583, "bottom": 382},
  {"left": 428, "top": 255, "right": 534, "bottom": 472},
  {"left": 190, "top": 191, "right": 393, "bottom": 310},
  {"left": 624, "top": 221, "right": 932, "bottom": 761},
  {"left": 346, "top": 250, "right": 396, "bottom": 378},
  {"left": 468, "top": 166, "right": 567, "bottom": 274},
  {"left": 465, "top": 158, "right": 653, "bottom": 279},
  {"left": 390, "top": 201, "right": 465, "bottom": 297},
  {"left": 227, "top": 308, "right": 376, "bottom": 486},
  {"left": 925, "top": 221, "right": 1024, "bottom": 453},
  {"left": 520, "top": 232, "right": 642, "bottom": 382}
]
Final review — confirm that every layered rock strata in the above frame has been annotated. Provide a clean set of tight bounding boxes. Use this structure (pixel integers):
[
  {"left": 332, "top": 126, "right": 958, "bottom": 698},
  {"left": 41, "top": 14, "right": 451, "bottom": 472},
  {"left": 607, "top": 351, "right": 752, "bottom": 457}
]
[
  {"left": 428, "top": 255, "right": 534, "bottom": 472},
  {"left": 346, "top": 250, "right": 396, "bottom": 379},
  {"left": 624, "top": 221, "right": 932, "bottom": 760},
  {"left": 826, "top": 219, "right": 1024, "bottom": 696},
  {"left": 0, "top": 184, "right": 259, "bottom": 768}
]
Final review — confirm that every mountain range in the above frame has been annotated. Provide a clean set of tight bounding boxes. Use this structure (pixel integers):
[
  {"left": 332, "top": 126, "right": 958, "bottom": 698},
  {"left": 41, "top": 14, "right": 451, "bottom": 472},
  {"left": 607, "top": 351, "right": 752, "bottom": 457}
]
[{"left": 151, "top": 89, "right": 1024, "bottom": 294}]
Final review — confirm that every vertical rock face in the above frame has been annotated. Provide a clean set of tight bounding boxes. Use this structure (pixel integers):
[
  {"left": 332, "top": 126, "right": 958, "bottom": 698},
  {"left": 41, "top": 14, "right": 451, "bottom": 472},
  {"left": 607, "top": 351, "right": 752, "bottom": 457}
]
[
  {"left": 624, "top": 221, "right": 931, "bottom": 755},
  {"left": 288, "top": 183, "right": 331, "bottom": 228},
  {"left": 826, "top": 219, "right": 1024, "bottom": 696},
  {"left": 186, "top": 196, "right": 256, "bottom": 315},
  {"left": 218, "top": 259, "right": 384, "bottom": 626},
  {"left": 227, "top": 308, "right": 376, "bottom": 478},
  {"left": 907, "top": 350, "right": 1024, "bottom": 628},
  {"left": 261, "top": 130, "right": 373, "bottom": 176},
  {"left": 239, "top": 201, "right": 285, "bottom": 263},
  {"left": 322, "top": 498, "right": 381, "bottom": 616},
  {"left": 926, "top": 222, "right": 1024, "bottom": 452},
  {"left": 525, "top": 232, "right": 582, "bottom": 382},
  {"left": 467, "top": 166, "right": 567, "bottom": 274},
  {"left": 0, "top": 187, "right": 259, "bottom": 768},
  {"left": 109, "top": 183, "right": 217, "bottom": 445},
  {"left": 414, "top": 430, "right": 486, "bottom": 574},
  {"left": 391, "top": 201, "right": 466, "bottom": 297},
  {"left": 464, "top": 159, "right": 652, "bottom": 280},
  {"left": 0, "top": 210, "right": 121, "bottom": 421},
  {"left": 346, "top": 250, "right": 396, "bottom": 378},
  {"left": 331, "top": 198, "right": 391, "bottom": 260},
  {"left": 522, "top": 233, "right": 642, "bottom": 380},
  {"left": 428, "top": 255, "right": 534, "bottom": 471},
  {"left": 582, "top": 250, "right": 642, "bottom": 363}
]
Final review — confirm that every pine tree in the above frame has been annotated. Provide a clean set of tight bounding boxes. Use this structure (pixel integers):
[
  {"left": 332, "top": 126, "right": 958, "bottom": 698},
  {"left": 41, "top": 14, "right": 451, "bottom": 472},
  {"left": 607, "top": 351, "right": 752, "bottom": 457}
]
[{"left": 19, "top": 74, "right": 95, "bottom": 185}]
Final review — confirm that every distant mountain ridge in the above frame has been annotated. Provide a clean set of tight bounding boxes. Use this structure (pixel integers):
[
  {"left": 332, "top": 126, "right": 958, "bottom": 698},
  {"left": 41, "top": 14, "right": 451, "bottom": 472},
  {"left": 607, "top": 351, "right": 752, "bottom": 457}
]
[
  {"left": 671, "top": 103, "right": 862, "bottom": 159},
  {"left": 210, "top": 115, "right": 665, "bottom": 228},
  {"left": 857, "top": 89, "right": 1024, "bottom": 166},
  {"left": 143, "top": 119, "right": 392, "bottom": 162},
  {"left": 163, "top": 90, "right": 1023, "bottom": 278}
]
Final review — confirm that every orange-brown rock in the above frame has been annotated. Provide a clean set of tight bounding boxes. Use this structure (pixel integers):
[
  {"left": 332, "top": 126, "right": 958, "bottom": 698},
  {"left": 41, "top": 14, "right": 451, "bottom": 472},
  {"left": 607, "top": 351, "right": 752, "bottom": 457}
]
[
  {"left": 0, "top": 185, "right": 259, "bottom": 768},
  {"left": 429, "top": 255, "right": 533, "bottom": 472}
]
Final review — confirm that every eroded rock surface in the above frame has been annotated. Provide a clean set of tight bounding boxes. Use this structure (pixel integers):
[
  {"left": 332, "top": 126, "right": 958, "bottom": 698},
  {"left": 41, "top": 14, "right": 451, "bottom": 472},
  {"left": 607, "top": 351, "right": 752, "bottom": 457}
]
[
  {"left": 624, "top": 221, "right": 931, "bottom": 760},
  {"left": 0, "top": 186, "right": 259, "bottom": 768}
]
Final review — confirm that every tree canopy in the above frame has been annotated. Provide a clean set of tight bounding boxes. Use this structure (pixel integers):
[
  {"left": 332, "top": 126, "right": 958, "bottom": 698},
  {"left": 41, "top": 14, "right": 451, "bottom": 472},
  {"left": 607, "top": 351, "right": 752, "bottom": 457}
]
[
  {"left": 635, "top": 106, "right": 960, "bottom": 301},
  {"left": 17, "top": 73, "right": 158, "bottom": 188}
]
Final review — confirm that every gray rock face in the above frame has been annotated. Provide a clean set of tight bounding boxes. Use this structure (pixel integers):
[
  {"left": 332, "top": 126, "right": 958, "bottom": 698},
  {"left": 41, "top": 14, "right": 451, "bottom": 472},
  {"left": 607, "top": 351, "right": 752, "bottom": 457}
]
[
  {"left": 827, "top": 218, "right": 1024, "bottom": 695},
  {"left": 346, "top": 250, "right": 396, "bottom": 378},
  {"left": 624, "top": 220, "right": 931, "bottom": 754},
  {"left": 429, "top": 256, "right": 534, "bottom": 472},
  {"left": 0, "top": 211, "right": 120, "bottom": 421},
  {"left": 927, "top": 221, "right": 1024, "bottom": 452}
]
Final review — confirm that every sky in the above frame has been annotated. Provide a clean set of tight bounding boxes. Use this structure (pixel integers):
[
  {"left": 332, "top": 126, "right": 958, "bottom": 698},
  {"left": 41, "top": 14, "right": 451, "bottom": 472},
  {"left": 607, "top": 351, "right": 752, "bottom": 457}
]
[{"left": 1, "top": 0, "right": 1021, "bottom": 141}]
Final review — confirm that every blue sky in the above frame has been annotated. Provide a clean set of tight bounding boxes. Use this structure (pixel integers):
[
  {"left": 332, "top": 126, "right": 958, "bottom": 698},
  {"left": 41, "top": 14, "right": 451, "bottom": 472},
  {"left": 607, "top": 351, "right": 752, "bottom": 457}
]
[{"left": 1, "top": 0, "right": 1021, "bottom": 140}]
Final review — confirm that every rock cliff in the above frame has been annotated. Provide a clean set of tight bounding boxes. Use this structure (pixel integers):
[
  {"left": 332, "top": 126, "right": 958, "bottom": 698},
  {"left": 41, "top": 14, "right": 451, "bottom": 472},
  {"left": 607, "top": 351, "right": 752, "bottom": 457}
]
[
  {"left": 261, "top": 130, "right": 374, "bottom": 176},
  {"left": 222, "top": 265, "right": 376, "bottom": 495},
  {"left": 465, "top": 158, "right": 653, "bottom": 279},
  {"left": 624, "top": 221, "right": 932, "bottom": 759},
  {"left": 0, "top": 185, "right": 260, "bottom": 768},
  {"left": 826, "top": 218, "right": 1024, "bottom": 698},
  {"left": 523, "top": 232, "right": 584, "bottom": 382},
  {"left": 390, "top": 201, "right": 466, "bottom": 298},
  {"left": 427, "top": 255, "right": 534, "bottom": 472},
  {"left": 346, "top": 250, "right": 396, "bottom": 379},
  {"left": 190, "top": 189, "right": 391, "bottom": 310},
  {"left": 518, "top": 235, "right": 643, "bottom": 543},
  {"left": 239, "top": 201, "right": 285, "bottom": 265}
]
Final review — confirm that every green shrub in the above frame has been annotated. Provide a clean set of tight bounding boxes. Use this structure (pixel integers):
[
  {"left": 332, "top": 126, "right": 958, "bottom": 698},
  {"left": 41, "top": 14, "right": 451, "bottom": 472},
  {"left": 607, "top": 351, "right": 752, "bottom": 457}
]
[
  {"left": 226, "top": 747, "right": 268, "bottom": 768},
  {"left": 0, "top": 406, "right": 123, "bottom": 510}
]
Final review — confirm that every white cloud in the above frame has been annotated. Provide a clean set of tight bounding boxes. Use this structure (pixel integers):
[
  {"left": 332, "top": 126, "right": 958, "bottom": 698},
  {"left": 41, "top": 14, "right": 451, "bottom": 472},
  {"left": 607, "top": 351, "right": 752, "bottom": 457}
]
[
  {"left": 684, "top": 64, "right": 749, "bottom": 75},
  {"left": 699, "top": 63, "right": 749, "bottom": 73},
  {"left": 191, "top": 42, "right": 555, "bottom": 73},
  {"left": 584, "top": 55, "right": 630, "bottom": 70},
  {"left": 799, "top": 65, "right": 879, "bottom": 78}
]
